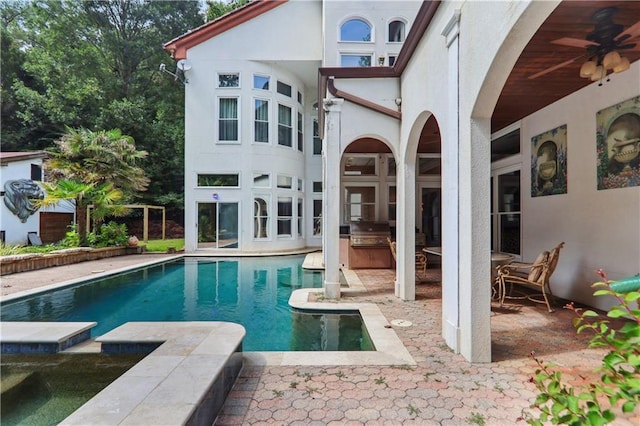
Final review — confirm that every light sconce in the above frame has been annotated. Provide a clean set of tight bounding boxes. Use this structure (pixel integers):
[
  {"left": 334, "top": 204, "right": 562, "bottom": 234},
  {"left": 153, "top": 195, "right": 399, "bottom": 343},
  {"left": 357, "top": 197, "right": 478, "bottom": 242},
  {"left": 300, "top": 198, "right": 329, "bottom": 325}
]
[
  {"left": 579, "top": 51, "right": 630, "bottom": 86},
  {"left": 159, "top": 59, "right": 192, "bottom": 84},
  {"left": 378, "top": 56, "right": 385, "bottom": 66}
]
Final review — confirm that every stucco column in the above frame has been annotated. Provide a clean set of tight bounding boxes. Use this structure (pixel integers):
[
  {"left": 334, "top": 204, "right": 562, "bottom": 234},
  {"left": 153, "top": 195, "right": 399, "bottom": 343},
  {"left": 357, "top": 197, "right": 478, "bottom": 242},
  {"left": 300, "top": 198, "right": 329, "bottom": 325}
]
[
  {"left": 441, "top": 10, "right": 461, "bottom": 354},
  {"left": 457, "top": 117, "right": 492, "bottom": 363},
  {"left": 395, "top": 160, "right": 416, "bottom": 301},
  {"left": 322, "top": 98, "right": 344, "bottom": 299}
]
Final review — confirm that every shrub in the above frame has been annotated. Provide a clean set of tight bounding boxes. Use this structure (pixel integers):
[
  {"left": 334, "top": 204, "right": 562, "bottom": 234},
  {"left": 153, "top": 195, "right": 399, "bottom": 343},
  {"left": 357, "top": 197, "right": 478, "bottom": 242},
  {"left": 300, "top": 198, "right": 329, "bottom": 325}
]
[
  {"left": 87, "top": 222, "right": 129, "bottom": 247},
  {"left": 523, "top": 270, "right": 640, "bottom": 425}
]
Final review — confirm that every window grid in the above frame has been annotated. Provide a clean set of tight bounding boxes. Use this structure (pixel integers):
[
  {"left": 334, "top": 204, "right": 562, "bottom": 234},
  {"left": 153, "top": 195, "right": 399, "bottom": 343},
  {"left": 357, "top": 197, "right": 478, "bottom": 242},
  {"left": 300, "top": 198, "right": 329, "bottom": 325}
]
[
  {"left": 278, "top": 104, "right": 293, "bottom": 147},
  {"left": 218, "top": 97, "right": 239, "bottom": 142},
  {"left": 254, "top": 98, "right": 269, "bottom": 143}
]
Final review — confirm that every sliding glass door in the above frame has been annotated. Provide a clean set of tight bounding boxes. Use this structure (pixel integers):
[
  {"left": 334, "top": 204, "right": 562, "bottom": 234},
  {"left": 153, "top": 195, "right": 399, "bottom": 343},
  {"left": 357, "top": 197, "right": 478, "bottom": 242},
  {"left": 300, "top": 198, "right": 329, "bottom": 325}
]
[{"left": 197, "top": 202, "right": 239, "bottom": 249}]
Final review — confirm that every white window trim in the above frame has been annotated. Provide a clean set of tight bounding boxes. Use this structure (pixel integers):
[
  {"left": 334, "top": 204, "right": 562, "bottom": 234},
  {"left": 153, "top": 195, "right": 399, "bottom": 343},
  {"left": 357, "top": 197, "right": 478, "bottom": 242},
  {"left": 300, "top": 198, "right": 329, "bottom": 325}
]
[
  {"left": 276, "top": 174, "right": 294, "bottom": 189},
  {"left": 297, "top": 197, "right": 304, "bottom": 239},
  {"left": 341, "top": 182, "right": 380, "bottom": 224},
  {"left": 195, "top": 171, "right": 241, "bottom": 189},
  {"left": 342, "top": 153, "right": 379, "bottom": 177},
  {"left": 339, "top": 52, "right": 374, "bottom": 67},
  {"left": 252, "top": 172, "right": 271, "bottom": 189},
  {"left": 217, "top": 71, "right": 241, "bottom": 89},
  {"left": 338, "top": 16, "right": 374, "bottom": 43},
  {"left": 386, "top": 17, "right": 408, "bottom": 44},
  {"left": 216, "top": 96, "right": 240, "bottom": 144},
  {"left": 253, "top": 193, "right": 271, "bottom": 241},
  {"left": 277, "top": 195, "right": 294, "bottom": 239},
  {"left": 276, "top": 80, "right": 293, "bottom": 98},
  {"left": 252, "top": 96, "right": 270, "bottom": 144},
  {"left": 297, "top": 111, "right": 304, "bottom": 152},
  {"left": 277, "top": 103, "right": 294, "bottom": 148},
  {"left": 252, "top": 73, "right": 271, "bottom": 91}
]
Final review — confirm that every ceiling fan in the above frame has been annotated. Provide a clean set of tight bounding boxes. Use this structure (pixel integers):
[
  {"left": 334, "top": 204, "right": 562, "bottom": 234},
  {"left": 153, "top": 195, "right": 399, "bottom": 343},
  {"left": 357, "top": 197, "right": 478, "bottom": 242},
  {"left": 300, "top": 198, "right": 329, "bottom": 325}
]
[{"left": 529, "top": 7, "right": 640, "bottom": 81}]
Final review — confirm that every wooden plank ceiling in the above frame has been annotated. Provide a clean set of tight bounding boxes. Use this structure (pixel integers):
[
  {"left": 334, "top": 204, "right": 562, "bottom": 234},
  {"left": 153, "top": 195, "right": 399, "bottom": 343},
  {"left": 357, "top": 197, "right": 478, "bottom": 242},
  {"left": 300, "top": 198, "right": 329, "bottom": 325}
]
[{"left": 492, "top": 0, "right": 640, "bottom": 132}]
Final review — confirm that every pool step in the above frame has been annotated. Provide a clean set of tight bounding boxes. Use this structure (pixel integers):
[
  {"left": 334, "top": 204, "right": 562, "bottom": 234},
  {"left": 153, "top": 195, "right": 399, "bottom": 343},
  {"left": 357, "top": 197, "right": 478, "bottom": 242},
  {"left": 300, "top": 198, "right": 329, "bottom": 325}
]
[{"left": 0, "top": 322, "right": 96, "bottom": 354}]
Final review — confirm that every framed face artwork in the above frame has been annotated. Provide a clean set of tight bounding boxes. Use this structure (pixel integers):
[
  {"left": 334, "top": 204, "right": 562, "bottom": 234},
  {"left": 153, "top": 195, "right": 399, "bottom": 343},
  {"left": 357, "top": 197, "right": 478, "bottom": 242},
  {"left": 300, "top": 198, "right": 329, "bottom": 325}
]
[
  {"left": 531, "top": 124, "right": 567, "bottom": 197},
  {"left": 596, "top": 95, "right": 640, "bottom": 190}
]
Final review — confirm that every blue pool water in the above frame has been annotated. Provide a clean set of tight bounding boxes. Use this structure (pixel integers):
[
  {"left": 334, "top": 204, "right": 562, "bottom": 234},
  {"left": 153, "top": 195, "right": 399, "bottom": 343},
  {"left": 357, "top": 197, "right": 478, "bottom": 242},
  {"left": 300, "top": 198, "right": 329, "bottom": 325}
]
[{"left": 1, "top": 255, "right": 373, "bottom": 351}]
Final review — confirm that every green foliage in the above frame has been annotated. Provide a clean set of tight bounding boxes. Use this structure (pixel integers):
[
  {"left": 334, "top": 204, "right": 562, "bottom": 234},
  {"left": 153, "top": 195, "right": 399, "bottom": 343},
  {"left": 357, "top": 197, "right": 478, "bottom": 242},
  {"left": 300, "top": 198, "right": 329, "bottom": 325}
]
[
  {"left": 524, "top": 270, "right": 640, "bottom": 425},
  {"left": 0, "top": 244, "right": 60, "bottom": 256},
  {"left": 1, "top": 0, "right": 204, "bottom": 219},
  {"left": 87, "top": 222, "right": 129, "bottom": 247},
  {"left": 60, "top": 224, "right": 80, "bottom": 247},
  {"left": 142, "top": 238, "right": 184, "bottom": 253},
  {"left": 205, "top": 0, "right": 249, "bottom": 21}
]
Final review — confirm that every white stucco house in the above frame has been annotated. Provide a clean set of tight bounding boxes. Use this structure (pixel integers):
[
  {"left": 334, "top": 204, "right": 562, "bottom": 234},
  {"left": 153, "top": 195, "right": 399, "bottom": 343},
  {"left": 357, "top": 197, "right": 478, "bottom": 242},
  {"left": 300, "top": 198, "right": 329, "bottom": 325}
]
[
  {"left": 165, "top": 0, "right": 640, "bottom": 362},
  {"left": 1, "top": 152, "right": 75, "bottom": 246}
]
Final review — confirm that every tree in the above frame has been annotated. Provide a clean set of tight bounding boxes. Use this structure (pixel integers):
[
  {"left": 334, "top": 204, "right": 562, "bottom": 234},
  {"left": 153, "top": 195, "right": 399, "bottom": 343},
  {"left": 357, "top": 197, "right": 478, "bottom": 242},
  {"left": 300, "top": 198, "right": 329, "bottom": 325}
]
[
  {"left": 1, "top": 0, "right": 204, "bottom": 221},
  {"left": 205, "top": 0, "right": 250, "bottom": 21},
  {"left": 42, "top": 128, "right": 148, "bottom": 241}
]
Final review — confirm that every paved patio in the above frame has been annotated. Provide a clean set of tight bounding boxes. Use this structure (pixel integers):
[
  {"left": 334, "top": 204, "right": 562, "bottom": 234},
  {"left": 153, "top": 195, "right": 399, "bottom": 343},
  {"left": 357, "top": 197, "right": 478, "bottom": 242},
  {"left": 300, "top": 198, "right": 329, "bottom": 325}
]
[{"left": 1, "top": 255, "right": 636, "bottom": 425}]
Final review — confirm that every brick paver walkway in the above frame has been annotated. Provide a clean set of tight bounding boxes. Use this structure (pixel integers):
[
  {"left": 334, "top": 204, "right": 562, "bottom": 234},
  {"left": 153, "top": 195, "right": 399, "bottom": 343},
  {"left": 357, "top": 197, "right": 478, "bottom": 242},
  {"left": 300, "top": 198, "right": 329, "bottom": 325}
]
[{"left": 215, "top": 268, "right": 637, "bottom": 425}]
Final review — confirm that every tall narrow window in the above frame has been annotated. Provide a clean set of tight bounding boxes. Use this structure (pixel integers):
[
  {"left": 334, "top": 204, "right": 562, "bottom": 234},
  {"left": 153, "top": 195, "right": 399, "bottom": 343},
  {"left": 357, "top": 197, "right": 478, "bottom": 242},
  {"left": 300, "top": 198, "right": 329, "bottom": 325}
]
[
  {"left": 297, "top": 198, "right": 303, "bottom": 237},
  {"left": 388, "top": 20, "right": 405, "bottom": 42},
  {"left": 313, "top": 199, "right": 322, "bottom": 236},
  {"left": 219, "top": 98, "right": 238, "bottom": 142},
  {"left": 278, "top": 104, "right": 292, "bottom": 147},
  {"left": 297, "top": 112, "right": 303, "bottom": 152},
  {"left": 254, "top": 197, "right": 269, "bottom": 239},
  {"left": 340, "top": 19, "right": 372, "bottom": 42},
  {"left": 254, "top": 99, "right": 269, "bottom": 143},
  {"left": 277, "top": 197, "right": 293, "bottom": 237},
  {"left": 313, "top": 118, "right": 322, "bottom": 155}
]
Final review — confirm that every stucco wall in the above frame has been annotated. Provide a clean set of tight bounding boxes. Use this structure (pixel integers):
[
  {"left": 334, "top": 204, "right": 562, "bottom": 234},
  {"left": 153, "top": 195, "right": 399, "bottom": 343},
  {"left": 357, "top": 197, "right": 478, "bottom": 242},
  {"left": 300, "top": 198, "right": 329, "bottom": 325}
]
[
  {"left": 1, "top": 159, "right": 42, "bottom": 245},
  {"left": 521, "top": 61, "right": 640, "bottom": 311}
]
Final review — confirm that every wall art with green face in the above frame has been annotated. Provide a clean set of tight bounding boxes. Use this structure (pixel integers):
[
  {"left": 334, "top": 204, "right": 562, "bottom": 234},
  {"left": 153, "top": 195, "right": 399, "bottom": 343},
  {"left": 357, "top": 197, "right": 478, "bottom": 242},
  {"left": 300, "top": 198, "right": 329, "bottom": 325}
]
[
  {"left": 596, "top": 95, "right": 640, "bottom": 190},
  {"left": 531, "top": 124, "right": 567, "bottom": 197}
]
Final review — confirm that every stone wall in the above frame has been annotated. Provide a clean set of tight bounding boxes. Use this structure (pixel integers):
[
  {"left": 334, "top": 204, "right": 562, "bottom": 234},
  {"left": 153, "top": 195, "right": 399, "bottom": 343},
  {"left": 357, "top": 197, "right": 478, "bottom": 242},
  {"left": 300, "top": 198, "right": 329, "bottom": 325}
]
[{"left": 0, "top": 246, "right": 145, "bottom": 275}]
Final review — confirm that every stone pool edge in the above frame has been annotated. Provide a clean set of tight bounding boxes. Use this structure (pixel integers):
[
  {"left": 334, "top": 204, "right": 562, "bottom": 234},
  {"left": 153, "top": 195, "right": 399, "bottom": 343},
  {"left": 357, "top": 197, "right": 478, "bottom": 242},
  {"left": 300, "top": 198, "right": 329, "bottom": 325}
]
[{"left": 244, "top": 267, "right": 416, "bottom": 367}]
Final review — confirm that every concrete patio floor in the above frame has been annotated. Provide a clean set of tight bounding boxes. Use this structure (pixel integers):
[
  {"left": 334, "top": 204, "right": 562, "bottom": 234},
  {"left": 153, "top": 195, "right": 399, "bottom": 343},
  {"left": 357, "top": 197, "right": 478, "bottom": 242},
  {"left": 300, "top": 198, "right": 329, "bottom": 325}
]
[{"left": 1, "top": 254, "right": 636, "bottom": 425}]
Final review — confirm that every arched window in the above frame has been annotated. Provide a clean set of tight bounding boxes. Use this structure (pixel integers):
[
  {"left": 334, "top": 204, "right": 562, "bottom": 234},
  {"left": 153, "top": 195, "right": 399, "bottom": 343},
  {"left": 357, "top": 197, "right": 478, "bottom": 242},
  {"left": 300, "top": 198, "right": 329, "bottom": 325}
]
[
  {"left": 388, "top": 20, "right": 405, "bottom": 42},
  {"left": 340, "top": 18, "right": 371, "bottom": 42}
]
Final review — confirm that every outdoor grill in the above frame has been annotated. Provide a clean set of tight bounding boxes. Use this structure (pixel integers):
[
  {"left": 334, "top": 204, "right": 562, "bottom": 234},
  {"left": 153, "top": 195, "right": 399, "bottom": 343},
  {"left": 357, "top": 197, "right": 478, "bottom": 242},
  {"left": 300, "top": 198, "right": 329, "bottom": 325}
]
[{"left": 349, "top": 222, "right": 391, "bottom": 247}]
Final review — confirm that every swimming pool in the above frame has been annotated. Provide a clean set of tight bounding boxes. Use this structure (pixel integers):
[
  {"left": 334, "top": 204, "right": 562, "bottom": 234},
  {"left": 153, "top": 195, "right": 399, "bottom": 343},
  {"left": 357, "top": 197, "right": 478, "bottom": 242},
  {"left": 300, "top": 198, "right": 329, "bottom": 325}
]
[{"left": 0, "top": 255, "right": 374, "bottom": 352}]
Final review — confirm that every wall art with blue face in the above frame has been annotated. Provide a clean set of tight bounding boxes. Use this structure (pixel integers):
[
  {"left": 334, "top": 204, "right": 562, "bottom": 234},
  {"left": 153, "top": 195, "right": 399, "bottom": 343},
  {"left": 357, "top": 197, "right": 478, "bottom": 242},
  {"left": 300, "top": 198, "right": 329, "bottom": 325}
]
[
  {"left": 596, "top": 95, "right": 640, "bottom": 190},
  {"left": 531, "top": 124, "right": 568, "bottom": 197}
]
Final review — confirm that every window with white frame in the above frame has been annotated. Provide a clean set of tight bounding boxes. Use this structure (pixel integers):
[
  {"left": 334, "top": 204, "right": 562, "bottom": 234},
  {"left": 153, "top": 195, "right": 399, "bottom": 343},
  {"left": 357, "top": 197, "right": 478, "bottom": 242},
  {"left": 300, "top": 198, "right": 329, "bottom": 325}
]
[
  {"left": 297, "top": 112, "right": 303, "bottom": 152},
  {"left": 312, "top": 181, "right": 322, "bottom": 192},
  {"left": 344, "top": 155, "right": 377, "bottom": 176},
  {"left": 278, "top": 104, "right": 292, "bottom": 147},
  {"left": 388, "top": 55, "right": 397, "bottom": 66},
  {"left": 254, "top": 99, "right": 269, "bottom": 143},
  {"left": 218, "top": 97, "right": 238, "bottom": 142},
  {"left": 253, "top": 172, "right": 270, "bottom": 188},
  {"left": 340, "top": 54, "right": 372, "bottom": 67},
  {"left": 277, "top": 196, "right": 293, "bottom": 237},
  {"left": 313, "top": 117, "right": 322, "bottom": 155},
  {"left": 297, "top": 198, "right": 303, "bottom": 237},
  {"left": 253, "top": 74, "right": 269, "bottom": 90},
  {"left": 388, "top": 20, "right": 405, "bottom": 42},
  {"left": 277, "top": 81, "right": 292, "bottom": 97},
  {"left": 297, "top": 91, "right": 302, "bottom": 104},
  {"left": 253, "top": 196, "right": 269, "bottom": 239},
  {"left": 198, "top": 173, "right": 239, "bottom": 187},
  {"left": 297, "top": 178, "right": 303, "bottom": 191},
  {"left": 218, "top": 72, "right": 239, "bottom": 88},
  {"left": 277, "top": 175, "right": 292, "bottom": 189},
  {"left": 344, "top": 185, "right": 376, "bottom": 222},
  {"left": 313, "top": 199, "right": 322, "bottom": 236},
  {"left": 340, "top": 18, "right": 372, "bottom": 42}
]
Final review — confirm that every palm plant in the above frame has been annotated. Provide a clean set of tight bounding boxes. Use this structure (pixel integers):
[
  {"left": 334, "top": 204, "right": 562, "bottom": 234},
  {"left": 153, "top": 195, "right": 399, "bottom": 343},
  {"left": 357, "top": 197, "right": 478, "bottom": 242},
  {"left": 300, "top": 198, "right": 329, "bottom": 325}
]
[{"left": 40, "top": 127, "right": 148, "bottom": 242}]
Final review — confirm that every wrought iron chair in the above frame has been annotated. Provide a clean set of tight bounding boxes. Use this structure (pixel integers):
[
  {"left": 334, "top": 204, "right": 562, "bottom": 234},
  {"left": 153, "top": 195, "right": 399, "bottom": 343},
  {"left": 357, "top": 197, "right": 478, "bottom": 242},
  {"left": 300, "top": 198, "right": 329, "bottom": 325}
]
[
  {"left": 387, "top": 237, "right": 429, "bottom": 282},
  {"left": 497, "top": 242, "right": 564, "bottom": 312}
]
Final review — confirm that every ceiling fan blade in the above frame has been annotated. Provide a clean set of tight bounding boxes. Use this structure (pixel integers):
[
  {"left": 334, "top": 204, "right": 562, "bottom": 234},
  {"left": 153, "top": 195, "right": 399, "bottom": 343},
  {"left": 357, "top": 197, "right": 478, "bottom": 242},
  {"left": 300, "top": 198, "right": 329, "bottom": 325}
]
[
  {"left": 615, "top": 21, "right": 640, "bottom": 41},
  {"left": 528, "top": 54, "right": 586, "bottom": 80},
  {"left": 551, "top": 37, "right": 598, "bottom": 49}
]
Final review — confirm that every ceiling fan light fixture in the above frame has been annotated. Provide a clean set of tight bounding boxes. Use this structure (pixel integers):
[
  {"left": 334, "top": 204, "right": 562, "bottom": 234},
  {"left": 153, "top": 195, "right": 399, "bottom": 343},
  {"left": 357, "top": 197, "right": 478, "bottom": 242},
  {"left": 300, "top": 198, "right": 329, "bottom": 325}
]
[
  {"left": 579, "top": 60, "right": 597, "bottom": 77},
  {"left": 590, "top": 65, "right": 606, "bottom": 81},
  {"left": 613, "top": 56, "right": 630, "bottom": 73},
  {"left": 603, "top": 50, "right": 622, "bottom": 69}
]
